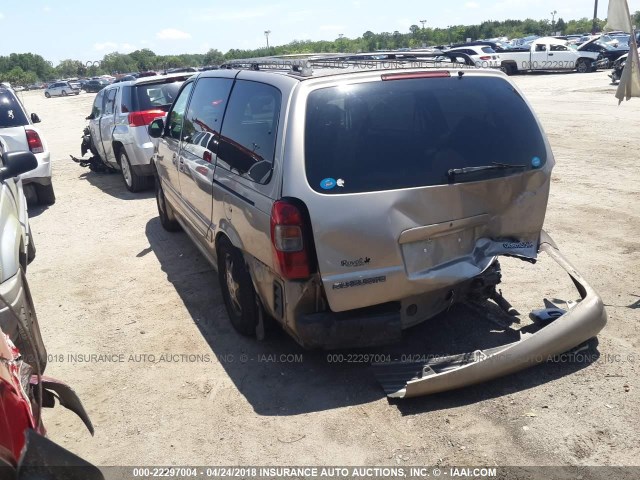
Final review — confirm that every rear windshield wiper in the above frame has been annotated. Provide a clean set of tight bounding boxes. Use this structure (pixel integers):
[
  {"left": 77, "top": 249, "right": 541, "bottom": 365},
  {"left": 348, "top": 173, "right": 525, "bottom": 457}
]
[{"left": 448, "top": 162, "right": 527, "bottom": 183}]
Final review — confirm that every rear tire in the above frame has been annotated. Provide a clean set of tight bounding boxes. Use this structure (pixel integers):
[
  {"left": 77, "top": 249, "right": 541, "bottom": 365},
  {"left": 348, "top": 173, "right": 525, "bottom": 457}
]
[
  {"left": 35, "top": 183, "right": 56, "bottom": 205},
  {"left": 119, "top": 149, "right": 151, "bottom": 192},
  {"left": 62, "top": 90, "right": 68, "bottom": 96},
  {"left": 155, "top": 177, "right": 180, "bottom": 232},
  {"left": 217, "top": 237, "right": 259, "bottom": 337}
]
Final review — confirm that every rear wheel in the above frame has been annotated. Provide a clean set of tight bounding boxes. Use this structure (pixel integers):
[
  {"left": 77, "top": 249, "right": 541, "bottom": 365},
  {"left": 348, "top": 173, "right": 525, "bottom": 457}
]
[
  {"left": 119, "top": 149, "right": 151, "bottom": 192},
  {"left": 62, "top": 90, "right": 68, "bottom": 96},
  {"left": 155, "top": 177, "right": 180, "bottom": 231},
  {"left": 35, "top": 183, "right": 55, "bottom": 205},
  {"left": 217, "top": 237, "right": 259, "bottom": 336}
]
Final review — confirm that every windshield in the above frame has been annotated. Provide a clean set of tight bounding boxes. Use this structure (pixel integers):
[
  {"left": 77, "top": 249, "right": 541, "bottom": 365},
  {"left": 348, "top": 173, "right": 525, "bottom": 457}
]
[
  {"left": 0, "top": 89, "right": 29, "bottom": 128},
  {"left": 595, "top": 41, "right": 616, "bottom": 51},
  {"left": 305, "top": 76, "right": 547, "bottom": 194}
]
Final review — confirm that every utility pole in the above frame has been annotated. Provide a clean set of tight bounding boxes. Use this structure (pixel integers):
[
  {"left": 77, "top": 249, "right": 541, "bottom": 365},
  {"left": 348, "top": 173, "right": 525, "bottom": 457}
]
[
  {"left": 420, "top": 19, "right": 426, "bottom": 29},
  {"left": 264, "top": 30, "right": 271, "bottom": 51},
  {"left": 592, "top": 0, "right": 599, "bottom": 34},
  {"left": 551, "top": 10, "right": 557, "bottom": 35}
]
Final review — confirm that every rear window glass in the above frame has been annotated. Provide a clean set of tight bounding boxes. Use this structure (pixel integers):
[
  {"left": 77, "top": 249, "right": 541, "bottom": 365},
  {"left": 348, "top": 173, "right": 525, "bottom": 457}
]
[
  {"left": 305, "top": 76, "right": 547, "bottom": 194},
  {"left": 0, "top": 89, "right": 29, "bottom": 128},
  {"left": 133, "top": 82, "right": 181, "bottom": 112}
]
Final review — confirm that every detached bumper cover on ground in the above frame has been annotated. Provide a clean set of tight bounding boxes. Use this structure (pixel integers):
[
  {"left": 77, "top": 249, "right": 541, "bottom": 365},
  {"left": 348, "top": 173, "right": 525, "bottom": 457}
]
[{"left": 373, "top": 231, "right": 607, "bottom": 399}]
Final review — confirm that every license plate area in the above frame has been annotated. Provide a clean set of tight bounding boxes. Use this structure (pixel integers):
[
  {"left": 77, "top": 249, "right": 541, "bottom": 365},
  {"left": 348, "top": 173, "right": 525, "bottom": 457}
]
[{"left": 399, "top": 215, "right": 489, "bottom": 277}]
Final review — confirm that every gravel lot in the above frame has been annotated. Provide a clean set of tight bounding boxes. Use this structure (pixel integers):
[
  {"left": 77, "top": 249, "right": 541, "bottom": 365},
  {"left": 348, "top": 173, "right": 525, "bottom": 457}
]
[{"left": 16, "top": 70, "right": 639, "bottom": 467}]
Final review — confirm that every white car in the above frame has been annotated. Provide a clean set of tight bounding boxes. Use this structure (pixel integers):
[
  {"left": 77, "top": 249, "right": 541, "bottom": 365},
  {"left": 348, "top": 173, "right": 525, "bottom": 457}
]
[
  {"left": 445, "top": 45, "right": 501, "bottom": 68},
  {"left": 0, "top": 85, "right": 55, "bottom": 205},
  {"left": 44, "top": 81, "right": 80, "bottom": 98}
]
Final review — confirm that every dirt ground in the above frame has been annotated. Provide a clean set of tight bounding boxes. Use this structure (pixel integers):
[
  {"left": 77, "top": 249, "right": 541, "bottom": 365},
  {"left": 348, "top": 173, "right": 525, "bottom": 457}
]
[{"left": 15, "top": 70, "right": 639, "bottom": 468}]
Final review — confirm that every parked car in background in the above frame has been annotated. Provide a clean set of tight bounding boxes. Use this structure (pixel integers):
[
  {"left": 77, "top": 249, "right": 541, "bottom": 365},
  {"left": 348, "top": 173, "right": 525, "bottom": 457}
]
[
  {"left": 166, "top": 67, "right": 198, "bottom": 74},
  {"left": 578, "top": 36, "right": 629, "bottom": 66},
  {"left": 84, "top": 79, "right": 109, "bottom": 93},
  {"left": 444, "top": 45, "right": 501, "bottom": 68},
  {"left": 112, "top": 75, "right": 137, "bottom": 84},
  {"left": 0, "top": 86, "right": 54, "bottom": 205},
  {"left": 85, "top": 73, "right": 192, "bottom": 191},
  {"left": 499, "top": 37, "right": 602, "bottom": 74},
  {"left": 0, "top": 142, "right": 46, "bottom": 369},
  {"left": 44, "top": 81, "right": 80, "bottom": 98},
  {"left": 137, "top": 71, "right": 158, "bottom": 78}
]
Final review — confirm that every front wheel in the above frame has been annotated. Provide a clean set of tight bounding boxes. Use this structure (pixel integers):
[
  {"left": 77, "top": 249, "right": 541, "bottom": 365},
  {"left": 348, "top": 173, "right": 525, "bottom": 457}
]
[
  {"left": 577, "top": 59, "right": 591, "bottom": 73},
  {"left": 500, "top": 63, "right": 515, "bottom": 76},
  {"left": 44, "top": 92, "right": 50, "bottom": 98},
  {"left": 217, "top": 238, "right": 259, "bottom": 336}
]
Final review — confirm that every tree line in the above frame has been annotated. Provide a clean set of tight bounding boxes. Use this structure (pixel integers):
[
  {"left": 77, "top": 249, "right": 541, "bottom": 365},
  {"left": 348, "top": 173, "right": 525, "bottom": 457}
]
[{"left": 2, "top": 13, "right": 639, "bottom": 85}]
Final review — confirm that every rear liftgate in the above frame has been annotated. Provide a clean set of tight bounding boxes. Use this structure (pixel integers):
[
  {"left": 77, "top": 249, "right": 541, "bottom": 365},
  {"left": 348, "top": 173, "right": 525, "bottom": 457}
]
[{"left": 373, "top": 231, "right": 607, "bottom": 399}]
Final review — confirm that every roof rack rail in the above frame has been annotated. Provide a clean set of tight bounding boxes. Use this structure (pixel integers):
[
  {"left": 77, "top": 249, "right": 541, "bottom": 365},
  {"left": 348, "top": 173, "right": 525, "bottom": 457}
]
[{"left": 218, "top": 51, "right": 478, "bottom": 77}]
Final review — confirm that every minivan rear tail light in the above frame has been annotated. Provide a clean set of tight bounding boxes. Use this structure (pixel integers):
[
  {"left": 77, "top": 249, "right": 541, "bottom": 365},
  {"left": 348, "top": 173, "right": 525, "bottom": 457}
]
[
  {"left": 25, "top": 129, "right": 44, "bottom": 154},
  {"left": 382, "top": 71, "right": 451, "bottom": 81},
  {"left": 128, "top": 109, "right": 165, "bottom": 127},
  {"left": 270, "top": 200, "right": 311, "bottom": 280}
]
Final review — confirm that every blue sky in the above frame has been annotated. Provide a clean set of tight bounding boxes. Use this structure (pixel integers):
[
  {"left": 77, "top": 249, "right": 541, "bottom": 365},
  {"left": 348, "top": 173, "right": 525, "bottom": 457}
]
[{"left": 1, "top": 0, "right": 639, "bottom": 64}]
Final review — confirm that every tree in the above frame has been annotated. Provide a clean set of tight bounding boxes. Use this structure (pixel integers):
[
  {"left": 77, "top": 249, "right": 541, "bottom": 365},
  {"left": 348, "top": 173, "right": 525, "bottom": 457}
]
[
  {"left": 203, "top": 48, "right": 225, "bottom": 66},
  {"left": 55, "top": 59, "right": 85, "bottom": 78},
  {"left": 129, "top": 49, "right": 157, "bottom": 71},
  {"left": 556, "top": 18, "right": 566, "bottom": 34}
]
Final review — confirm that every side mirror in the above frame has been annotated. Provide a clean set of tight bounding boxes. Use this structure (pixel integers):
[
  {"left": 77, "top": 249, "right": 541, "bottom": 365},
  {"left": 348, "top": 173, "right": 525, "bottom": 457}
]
[
  {"left": 148, "top": 118, "right": 165, "bottom": 138},
  {"left": 31, "top": 113, "right": 41, "bottom": 123},
  {"left": 86, "top": 113, "right": 95, "bottom": 120},
  {"left": 0, "top": 151, "right": 38, "bottom": 182}
]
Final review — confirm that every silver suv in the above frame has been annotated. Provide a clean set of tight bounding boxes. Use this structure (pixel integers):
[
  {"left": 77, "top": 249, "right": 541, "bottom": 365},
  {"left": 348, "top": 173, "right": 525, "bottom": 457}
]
[
  {"left": 0, "top": 141, "right": 47, "bottom": 370},
  {"left": 149, "top": 60, "right": 605, "bottom": 396},
  {"left": 85, "top": 73, "right": 192, "bottom": 192},
  {"left": 44, "top": 81, "right": 80, "bottom": 98}
]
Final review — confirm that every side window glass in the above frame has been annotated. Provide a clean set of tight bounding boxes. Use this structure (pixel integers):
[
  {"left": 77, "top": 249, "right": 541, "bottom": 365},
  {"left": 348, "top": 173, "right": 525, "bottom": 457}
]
[
  {"left": 182, "top": 77, "right": 233, "bottom": 160},
  {"left": 167, "top": 82, "right": 194, "bottom": 140},
  {"left": 217, "top": 80, "right": 281, "bottom": 184},
  {"left": 103, "top": 89, "right": 117, "bottom": 115},
  {"left": 92, "top": 91, "right": 104, "bottom": 117}
]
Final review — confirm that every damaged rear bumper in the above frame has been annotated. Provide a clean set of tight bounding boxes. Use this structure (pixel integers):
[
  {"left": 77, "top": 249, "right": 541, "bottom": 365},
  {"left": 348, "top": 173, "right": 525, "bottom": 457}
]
[{"left": 373, "top": 231, "right": 607, "bottom": 398}]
